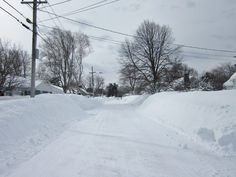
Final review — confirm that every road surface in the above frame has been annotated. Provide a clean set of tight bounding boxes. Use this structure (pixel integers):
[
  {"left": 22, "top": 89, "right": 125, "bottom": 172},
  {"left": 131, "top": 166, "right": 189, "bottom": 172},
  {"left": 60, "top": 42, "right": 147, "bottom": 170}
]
[{"left": 7, "top": 100, "right": 236, "bottom": 177}]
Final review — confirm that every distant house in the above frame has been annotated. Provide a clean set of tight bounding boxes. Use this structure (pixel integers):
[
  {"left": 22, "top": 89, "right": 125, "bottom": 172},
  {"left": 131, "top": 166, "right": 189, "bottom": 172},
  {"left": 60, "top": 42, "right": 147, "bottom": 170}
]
[
  {"left": 3, "top": 77, "right": 64, "bottom": 96},
  {"left": 77, "top": 87, "right": 91, "bottom": 96},
  {"left": 224, "top": 72, "right": 236, "bottom": 90}
]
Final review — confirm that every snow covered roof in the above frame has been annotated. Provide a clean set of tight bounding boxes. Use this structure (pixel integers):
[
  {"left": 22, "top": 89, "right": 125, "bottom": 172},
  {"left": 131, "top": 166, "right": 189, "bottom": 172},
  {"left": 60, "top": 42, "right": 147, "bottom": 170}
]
[
  {"left": 224, "top": 72, "right": 236, "bottom": 90},
  {"left": 20, "top": 78, "right": 44, "bottom": 88},
  {"left": 4, "top": 76, "right": 43, "bottom": 88},
  {"left": 36, "top": 81, "right": 64, "bottom": 94},
  {"left": 5, "top": 76, "right": 64, "bottom": 94}
]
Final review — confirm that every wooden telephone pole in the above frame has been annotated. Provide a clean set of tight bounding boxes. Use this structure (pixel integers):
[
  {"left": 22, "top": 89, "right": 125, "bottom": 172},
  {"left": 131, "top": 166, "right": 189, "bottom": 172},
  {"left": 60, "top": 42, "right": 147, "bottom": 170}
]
[
  {"left": 21, "top": 0, "right": 47, "bottom": 97},
  {"left": 89, "top": 66, "right": 96, "bottom": 96}
]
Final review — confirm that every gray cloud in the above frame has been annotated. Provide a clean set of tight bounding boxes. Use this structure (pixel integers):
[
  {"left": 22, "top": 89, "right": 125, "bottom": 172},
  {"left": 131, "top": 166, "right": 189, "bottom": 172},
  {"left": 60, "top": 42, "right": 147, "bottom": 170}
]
[
  {"left": 66, "top": 18, "right": 94, "bottom": 30},
  {"left": 221, "top": 8, "right": 236, "bottom": 19},
  {"left": 212, "top": 34, "right": 236, "bottom": 41},
  {"left": 170, "top": 5, "right": 181, "bottom": 10},
  {"left": 130, "top": 3, "right": 141, "bottom": 11},
  {"left": 115, "top": 2, "right": 141, "bottom": 12},
  {"left": 186, "top": 1, "right": 196, "bottom": 8}
]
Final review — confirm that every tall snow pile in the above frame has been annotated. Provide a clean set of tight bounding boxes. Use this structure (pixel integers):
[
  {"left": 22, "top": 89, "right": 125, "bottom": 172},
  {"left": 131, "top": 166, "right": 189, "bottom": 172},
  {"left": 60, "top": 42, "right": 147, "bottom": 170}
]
[
  {"left": 103, "top": 94, "right": 149, "bottom": 105},
  {"left": 139, "top": 90, "right": 236, "bottom": 156},
  {"left": 224, "top": 72, "right": 236, "bottom": 89},
  {"left": 0, "top": 94, "right": 100, "bottom": 176}
]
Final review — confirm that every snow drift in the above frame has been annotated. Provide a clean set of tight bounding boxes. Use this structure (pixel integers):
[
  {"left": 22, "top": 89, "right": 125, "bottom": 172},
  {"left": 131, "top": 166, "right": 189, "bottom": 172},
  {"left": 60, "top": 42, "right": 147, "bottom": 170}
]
[
  {"left": 0, "top": 94, "right": 101, "bottom": 176},
  {"left": 139, "top": 90, "right": 236, "bottom": 156},
  {"left": 224, "top": 72, "right": 236, "bottom": 90}
]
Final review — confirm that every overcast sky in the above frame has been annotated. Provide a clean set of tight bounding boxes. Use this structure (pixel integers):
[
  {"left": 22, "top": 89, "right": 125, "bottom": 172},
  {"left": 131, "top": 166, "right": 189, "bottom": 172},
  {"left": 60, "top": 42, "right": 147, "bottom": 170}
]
[{"left": 0, "top": 0, "right": 236, "bottom": 84}]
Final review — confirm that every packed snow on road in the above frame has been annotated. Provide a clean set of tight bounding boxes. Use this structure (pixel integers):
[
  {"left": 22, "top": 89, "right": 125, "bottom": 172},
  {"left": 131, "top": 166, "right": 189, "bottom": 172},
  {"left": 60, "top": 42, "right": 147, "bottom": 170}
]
[{"left": 0, "top": 90, "right": 236, "bottom": 177}]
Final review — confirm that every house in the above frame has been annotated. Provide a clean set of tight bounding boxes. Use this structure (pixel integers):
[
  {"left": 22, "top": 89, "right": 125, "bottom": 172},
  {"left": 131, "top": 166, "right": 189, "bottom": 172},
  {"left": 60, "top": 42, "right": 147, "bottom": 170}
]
[
  {"left": 34, "top": 80, "right": 64, "bottom": 94},
  {"left": 3, "top": 77, "right": 64, "bottom": 96},
  {"left": 77, "top": 87, "right": 91, "bottom": 96},
  {"left": 224, "top": 72, "right": 236, "bottom": 90}
]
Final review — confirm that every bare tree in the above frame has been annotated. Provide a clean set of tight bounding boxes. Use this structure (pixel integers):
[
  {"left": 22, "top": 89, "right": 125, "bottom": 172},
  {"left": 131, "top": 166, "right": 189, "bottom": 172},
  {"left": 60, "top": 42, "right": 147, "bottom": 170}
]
[
  {"left": 119, "top": 20, "right": 180, "bottom": 93},
  {"left": 119, "top": 39, "right": 139, "bottom": 94},
  {"left": 84, "top": 74, "right": 105, "bottom": 95},
  {"left": 72, "top": 33, "right": 91, "bottom": 91},
  {"left": 200, "top": 63, "right": 236, "bottom": 90},
  {"left": 20, "top": 50, "right": 31, "bottom": 78},
  {"left": 84, "top": 75, "right": 92, "bottom": 90},
  {"left": 0, "top": 40, "right": 11, "bottom": 88},
  {"left": 94, "top": 74, "right": 105, "bottom": 95},
  {"left": 119, "top": 63, "right": 139, "bottom": 94},
  {"left": 40, "top": 28, "right": 91, "bottom": 93},
  {"left": 0, "top": 39, "right": 30, "bottom": 90}
]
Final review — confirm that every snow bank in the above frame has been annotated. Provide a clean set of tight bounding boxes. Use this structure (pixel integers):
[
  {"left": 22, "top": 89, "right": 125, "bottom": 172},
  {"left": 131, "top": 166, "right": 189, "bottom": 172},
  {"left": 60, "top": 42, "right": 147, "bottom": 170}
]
[
  {"left": 0, "top": 94, "right": 101, "bottom": 176},
  {"left": 224, "top": 72, "right": 236, "bottom": 89},
  {"left": 139, "top": 90, "right": 236, "bottom": 156},
  {"left": 103, "top": 94, "right": 149, "bottom": 105}
]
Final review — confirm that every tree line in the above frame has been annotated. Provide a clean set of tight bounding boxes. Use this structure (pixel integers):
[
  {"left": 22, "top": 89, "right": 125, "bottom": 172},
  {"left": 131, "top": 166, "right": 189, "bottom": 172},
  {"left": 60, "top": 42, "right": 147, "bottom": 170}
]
[
  {"left": 1, "top": 21, "right": 235, "bottom": 96},
  {"left": 38, "top": 28, "right": 91, "bottom": 93},
  {"left": 118, "top": 20, "right": 236, "bottom": 94},
  {"left": 0, "top": 39, "right": 30, "bottom": 92}
]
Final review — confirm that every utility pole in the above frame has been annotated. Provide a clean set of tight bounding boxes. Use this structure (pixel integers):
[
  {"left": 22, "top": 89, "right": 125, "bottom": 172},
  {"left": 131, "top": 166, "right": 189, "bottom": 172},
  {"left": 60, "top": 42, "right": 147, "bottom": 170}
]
[
  {"left": 21, "top": 0, "right": 47, "bottom": 97},
  {"left": 89, "top": 66, "right": 96, "bottom": 96}
]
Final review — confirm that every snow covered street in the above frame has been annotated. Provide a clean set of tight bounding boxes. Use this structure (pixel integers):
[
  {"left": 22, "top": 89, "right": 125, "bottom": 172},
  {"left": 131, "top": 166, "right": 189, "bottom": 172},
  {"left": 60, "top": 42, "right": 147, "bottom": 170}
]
[{"left": 3, "top": 94, "right": 236, "bottom": 177}]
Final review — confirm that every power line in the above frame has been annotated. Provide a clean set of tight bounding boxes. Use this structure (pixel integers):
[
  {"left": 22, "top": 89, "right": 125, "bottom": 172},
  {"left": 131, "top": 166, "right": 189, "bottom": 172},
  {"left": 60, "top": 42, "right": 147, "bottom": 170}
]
[
  {"left": 38, "top": 10, "right": 236, "bottom": 54},
  {"left": 2, "top": 0, "right": 29, "bottom": 20},
  {"left": 1, "top": 0, "right": 235, "bottom": 56},
  {"left": 70, "top": 0, "right": 111, "bottom": 12},
  {"left": 39, "top": 9, "right": 136, "bottom": 37},
  {"left": 37, "top": 31, "right": 52, "bottom": 47},
  {"left": 0, "top": 5, "right": 31, "bottom": 31},
  {"left": 182, "top": 51, "right": 234, "bottom": 59},
  {"left": 42, "top": 7, "right": 59, "bottom": 27},
  {"left": 37, "top": 26, "right": 236, "bottom": 62},
  {"left": 46, "top": 1, "right": 64, "bottom": 29},
  {"left": 36, "top": 1, "right": 62, "bottom": 28},
  {"left": 37, "top": 32, "right": 236, "bottom": 62},
  {"left": 89, "top": 36, "right": 121, "bottom": 45},
  {"left": 89, "top": 35, "right": 122, "bottom": 44},
  {"left": 26, "top": 3, "right": 33, "bottom": 10},
  {"left": 182, "top": 54, "right": 236, "bottom": 61},
  {"left": 39, "top": 0, "right": 121, "bottom": 22},
  {"left": 38, "top": 24, "right": 236, "bottom": 58},
  {"left": 38, "top": 24, "right": 121, "bottom": 45},
  {"left": 176, "top": 44, "right": 236, "bottom": 54},
  {"left": 63, "top": 0, "right": 121, "bottom": 16},
  {"left": 39, "top": 0, "right": 72, "bottom": 9}
]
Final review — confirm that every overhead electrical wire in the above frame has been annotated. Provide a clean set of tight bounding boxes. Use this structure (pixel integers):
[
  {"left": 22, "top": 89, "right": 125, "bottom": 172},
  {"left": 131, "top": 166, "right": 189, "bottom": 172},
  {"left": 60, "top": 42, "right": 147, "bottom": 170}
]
[
  {"left": 38, "top": 10, "right": 236, "bottom": 54},
  {"left": 39, "top": 0, "right": 121, "bottom": 23},
  {"left": 37, "top": 24, "right": 236, "bottom": 60},
  {"left": 182, "top": 54, "right": 233, "bottom": 61},
  {"left": 38, "top": 9, "right": 136, "bottom": 37},
  {"left": 2, "top": 0, "right": 29, "bottom": 20},
  {"left": 89, "top": 35, "right": 122, "bottom": 44},
  {"left": 176, "top": 44, "right": 236, "bottom": 54},
  {"left": 1, "top": 0, "right": 235, "bottom": 60},
  {"left": 37, "top": 31, "right": 54, "bottom": 48},
  {"left": 46, "top": 1, "right": 64, "bottom": 29},
  {"left": 39, "top": 0, "right": 72, "bottom": 9},
  {"left": 38, "top": 24, "right": 122, "bottom": 43},
  {"left": 38, "top": 24, "right": 121, "bottom": 45},
  {"left": 69, "top": 0, "right": 114, "bottom": 12},
  {"left": 182, "top": 51, "right": 234, "bottom": 59},
  {"left": 61, "top": 0, "right": 121, "bottom": 16},
  {"left": 0, "top": 5, "right": 31, "bottom": 31}
]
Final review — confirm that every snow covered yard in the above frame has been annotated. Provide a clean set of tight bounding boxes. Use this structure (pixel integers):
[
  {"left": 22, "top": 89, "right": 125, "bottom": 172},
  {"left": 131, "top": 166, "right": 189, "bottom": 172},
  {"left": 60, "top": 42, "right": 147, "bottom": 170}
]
[
  {"left": 0, "top": 94, "right": 101, "bottom": 177},
  {"left": 0, "top": 91, "right": 236, "bottom": 177},
  {"left": 139, "top": 90, "right": 236, "bottom": 156}
]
